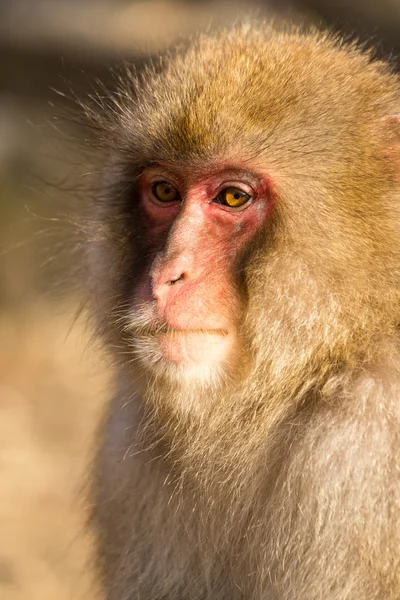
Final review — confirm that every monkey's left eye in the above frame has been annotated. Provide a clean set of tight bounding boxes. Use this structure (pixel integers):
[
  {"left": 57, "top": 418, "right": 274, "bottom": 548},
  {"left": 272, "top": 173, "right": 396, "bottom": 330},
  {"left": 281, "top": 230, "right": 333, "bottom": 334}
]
[
  {"left": 214, "top": 187, "right": 252, "bottom": 209},
  {"left": 151, "top": 182, "right": 181, "bottom": 203}
]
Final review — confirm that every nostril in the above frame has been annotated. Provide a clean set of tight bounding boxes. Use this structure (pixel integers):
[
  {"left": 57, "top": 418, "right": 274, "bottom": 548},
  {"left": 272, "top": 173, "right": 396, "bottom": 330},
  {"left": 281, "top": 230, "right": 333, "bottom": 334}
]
[{"left": 167, "top": 273, "right": 184, "bottom": 286}]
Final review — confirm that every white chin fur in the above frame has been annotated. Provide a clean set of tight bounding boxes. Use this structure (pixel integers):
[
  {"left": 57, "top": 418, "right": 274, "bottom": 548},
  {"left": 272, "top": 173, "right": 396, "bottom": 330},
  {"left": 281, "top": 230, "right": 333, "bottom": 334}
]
[{"left": 131, "top": 334, "right": 230, "bottom": 386}]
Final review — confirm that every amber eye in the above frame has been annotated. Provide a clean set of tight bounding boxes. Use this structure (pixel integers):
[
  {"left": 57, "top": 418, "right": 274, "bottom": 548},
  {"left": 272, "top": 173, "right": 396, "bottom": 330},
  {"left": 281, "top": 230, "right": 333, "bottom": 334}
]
[
  {"left": 152, "top": 182, "right": 181, "bottom": 203},
  {"left": 215, "top": 187, "right": 251, "bottom": 209}
]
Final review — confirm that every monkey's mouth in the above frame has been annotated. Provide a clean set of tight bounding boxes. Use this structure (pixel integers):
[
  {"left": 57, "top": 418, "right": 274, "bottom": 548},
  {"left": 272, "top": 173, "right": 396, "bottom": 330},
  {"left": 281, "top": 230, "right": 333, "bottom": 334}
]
[
  {"left": 126, "top": 308, "right": 234, "bottom": 366},
  {"left": 130, "top": 327, "right": 232, "bottom": 366},
  {"left": 135, "top": 326, "right": 229, "bottom": 337},
  {"left": 159, "top": 328, "right": 234, "bottom": 365}
]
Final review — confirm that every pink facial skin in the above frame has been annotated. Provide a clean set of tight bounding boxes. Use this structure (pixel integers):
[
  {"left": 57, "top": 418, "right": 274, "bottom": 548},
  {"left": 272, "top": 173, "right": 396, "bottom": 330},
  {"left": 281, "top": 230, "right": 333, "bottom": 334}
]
[{"left": 133, "top": 164, "right": 274, "bottom": 366}]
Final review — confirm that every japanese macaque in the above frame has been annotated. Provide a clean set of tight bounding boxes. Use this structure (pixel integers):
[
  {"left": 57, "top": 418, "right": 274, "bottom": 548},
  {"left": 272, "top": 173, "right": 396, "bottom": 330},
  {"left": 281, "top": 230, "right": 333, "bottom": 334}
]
[{"left": 84, "top": 22, "right": 400, "bottom": 600}]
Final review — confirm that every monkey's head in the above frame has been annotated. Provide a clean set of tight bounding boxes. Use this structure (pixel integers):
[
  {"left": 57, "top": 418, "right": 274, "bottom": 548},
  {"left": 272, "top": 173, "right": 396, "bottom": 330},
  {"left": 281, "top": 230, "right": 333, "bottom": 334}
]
[{"left": 85, "top": 25, "right": 400, "bottom": 404}]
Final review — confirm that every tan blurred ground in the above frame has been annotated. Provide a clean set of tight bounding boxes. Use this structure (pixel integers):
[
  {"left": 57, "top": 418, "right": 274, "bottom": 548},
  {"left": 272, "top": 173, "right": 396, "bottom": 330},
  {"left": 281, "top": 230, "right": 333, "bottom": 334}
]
[{"left": 0, "top": 303, "right": 109, "bottom": 600}]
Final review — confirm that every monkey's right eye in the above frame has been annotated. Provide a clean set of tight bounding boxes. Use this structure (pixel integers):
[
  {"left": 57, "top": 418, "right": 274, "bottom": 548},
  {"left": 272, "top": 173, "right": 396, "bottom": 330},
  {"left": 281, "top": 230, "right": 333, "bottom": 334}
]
[{"left": 151, "top": 182, "right": 181, "bottom": 203}]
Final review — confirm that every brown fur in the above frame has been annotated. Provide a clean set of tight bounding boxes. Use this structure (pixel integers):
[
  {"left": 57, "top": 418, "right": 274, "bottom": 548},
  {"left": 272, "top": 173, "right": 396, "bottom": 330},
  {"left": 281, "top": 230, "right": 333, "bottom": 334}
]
[{"left": 84, "top": 23, "right": 400, "bottom": 599}]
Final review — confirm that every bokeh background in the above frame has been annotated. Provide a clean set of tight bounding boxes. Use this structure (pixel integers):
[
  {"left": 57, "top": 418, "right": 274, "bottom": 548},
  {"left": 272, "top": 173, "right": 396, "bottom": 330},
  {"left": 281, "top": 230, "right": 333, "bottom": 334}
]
[{"left": 0, "top": 1, "right": 399, "bottom": 599}]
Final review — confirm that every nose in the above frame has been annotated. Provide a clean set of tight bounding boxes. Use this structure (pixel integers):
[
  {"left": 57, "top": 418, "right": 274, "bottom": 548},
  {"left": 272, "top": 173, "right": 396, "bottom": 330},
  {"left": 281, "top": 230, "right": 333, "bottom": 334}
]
[
  {"left": 150, "top": 200, "right": 208, "bottom": 304},
  {"left": 151, "top": 253, "right": 191, "bottom": 302}
]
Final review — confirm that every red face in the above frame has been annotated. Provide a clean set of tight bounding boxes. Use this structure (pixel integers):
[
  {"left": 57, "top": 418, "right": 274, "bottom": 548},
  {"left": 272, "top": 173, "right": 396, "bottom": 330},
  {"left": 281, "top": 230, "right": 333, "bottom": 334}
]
[{"left": 131, "top": 164, "right": 274, "bottom": 373}]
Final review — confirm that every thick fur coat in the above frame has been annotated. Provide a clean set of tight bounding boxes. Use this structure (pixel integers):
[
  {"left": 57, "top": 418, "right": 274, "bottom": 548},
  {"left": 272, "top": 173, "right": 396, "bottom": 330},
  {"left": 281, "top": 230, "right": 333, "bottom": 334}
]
[{"left": 84, "top": 24, "right": 400, "bottom": 600}]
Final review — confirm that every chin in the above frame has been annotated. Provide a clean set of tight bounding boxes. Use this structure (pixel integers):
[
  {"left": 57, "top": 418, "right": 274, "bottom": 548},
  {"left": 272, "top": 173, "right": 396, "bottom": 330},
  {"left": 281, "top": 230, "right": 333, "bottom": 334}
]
[
  {"left": 158, "top": 329, "right": 234, "bottom": 364},
  {"left": 131, "top": 330, "right": 236, "bottom": 387},
  {"left": 125, "top": 304, "right": 239, "bottom": 399}
]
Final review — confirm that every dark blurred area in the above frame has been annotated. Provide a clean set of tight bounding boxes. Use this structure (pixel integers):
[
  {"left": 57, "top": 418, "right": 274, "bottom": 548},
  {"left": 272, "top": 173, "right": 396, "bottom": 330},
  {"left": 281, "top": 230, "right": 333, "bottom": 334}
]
[{"left": 0, "top": 2, "right": 398, "bottom": 599}]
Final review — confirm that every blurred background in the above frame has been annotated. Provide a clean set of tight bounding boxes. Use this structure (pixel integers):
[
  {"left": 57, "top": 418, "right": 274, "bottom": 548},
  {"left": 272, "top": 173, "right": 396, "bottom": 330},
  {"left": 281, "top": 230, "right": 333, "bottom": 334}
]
[{"left": 0, "top": 1, "right": 399, "bottom": 599}]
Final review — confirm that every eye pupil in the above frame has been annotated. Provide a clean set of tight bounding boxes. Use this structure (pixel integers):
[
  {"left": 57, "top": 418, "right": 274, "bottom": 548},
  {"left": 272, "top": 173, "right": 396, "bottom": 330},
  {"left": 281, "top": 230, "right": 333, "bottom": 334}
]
[
  {"left": 215, "top": 187, "right": 251, "bottom": 209},
  {"left": 152, "top": 182, "right": 180, "bottom": 203}
]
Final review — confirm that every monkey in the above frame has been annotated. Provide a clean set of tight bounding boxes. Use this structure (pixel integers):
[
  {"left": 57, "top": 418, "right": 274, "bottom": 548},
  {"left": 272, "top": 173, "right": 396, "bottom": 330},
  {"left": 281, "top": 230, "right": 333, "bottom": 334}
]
[{"left": 82, "top": 22, "right": 400, "bottom": 600}]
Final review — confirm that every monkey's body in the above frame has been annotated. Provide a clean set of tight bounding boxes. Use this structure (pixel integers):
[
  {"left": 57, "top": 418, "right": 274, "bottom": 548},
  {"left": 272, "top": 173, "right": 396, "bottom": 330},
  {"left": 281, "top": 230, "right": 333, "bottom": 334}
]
[
  {"left": 86, "top": 25, "right": 400, "bottom": 600},
  {"left": 94, "top": 367, "right": 400, "bottom": 600}
]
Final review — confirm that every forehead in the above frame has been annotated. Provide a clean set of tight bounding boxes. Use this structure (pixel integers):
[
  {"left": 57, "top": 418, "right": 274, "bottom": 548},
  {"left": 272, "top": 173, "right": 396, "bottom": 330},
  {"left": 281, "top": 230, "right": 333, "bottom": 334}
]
[{"left": 124, "top": 30, "right": 396, "bottom": 169}]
